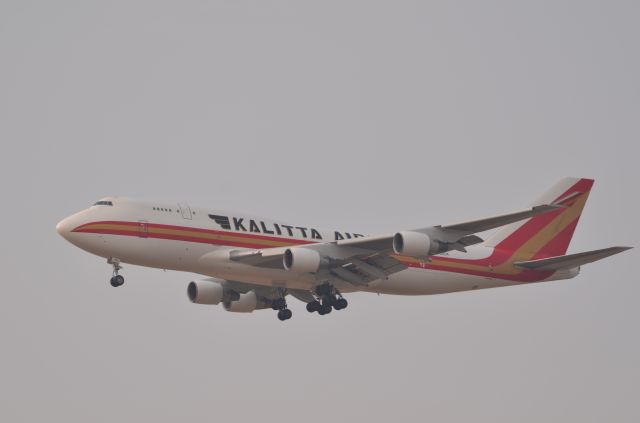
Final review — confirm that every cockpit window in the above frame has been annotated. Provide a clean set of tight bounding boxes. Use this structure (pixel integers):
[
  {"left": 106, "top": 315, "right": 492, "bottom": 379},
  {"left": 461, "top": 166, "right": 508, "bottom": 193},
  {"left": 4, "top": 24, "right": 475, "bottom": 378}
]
[{"left": 93, "top": 200, "right": 113, "bottom": 206}]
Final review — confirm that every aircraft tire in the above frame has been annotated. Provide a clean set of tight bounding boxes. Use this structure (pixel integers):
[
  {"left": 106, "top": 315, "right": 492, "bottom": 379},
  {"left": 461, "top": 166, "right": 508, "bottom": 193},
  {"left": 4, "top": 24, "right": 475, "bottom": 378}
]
[
  {"left": 306, "top": 301, "right": 321, "bottom": 313},
  {"left": 110, "top": 275, "right": 124, "bottom": 287},
  {"left": 277, "top": 309, "right": 292, "bottom": 321},
  {"left": 319, "top": 304, "right": 332, "bottom": 315},
  {"left": 334, "top": 298, "right": 348, "bottom": 310}
]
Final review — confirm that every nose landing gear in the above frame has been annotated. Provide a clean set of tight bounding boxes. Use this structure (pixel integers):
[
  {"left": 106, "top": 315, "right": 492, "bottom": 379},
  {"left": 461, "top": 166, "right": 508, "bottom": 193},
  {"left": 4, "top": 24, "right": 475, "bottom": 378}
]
[{"left": 108, "top": 258, "right": 125, "bottom": 287}]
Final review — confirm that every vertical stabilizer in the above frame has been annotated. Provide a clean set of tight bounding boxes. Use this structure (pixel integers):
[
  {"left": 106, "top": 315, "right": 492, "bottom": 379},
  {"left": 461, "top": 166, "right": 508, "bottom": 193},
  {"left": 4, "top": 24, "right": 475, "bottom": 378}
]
[{"left": 484, "top": 178, "right": 594, "bottom": 258}]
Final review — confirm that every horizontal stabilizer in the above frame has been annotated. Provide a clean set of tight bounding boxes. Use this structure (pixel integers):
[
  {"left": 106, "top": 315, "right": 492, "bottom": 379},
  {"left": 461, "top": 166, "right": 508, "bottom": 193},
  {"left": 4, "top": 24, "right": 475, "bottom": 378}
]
[{"left": 513, "top": 246, "right": 632, "bottom": 271}]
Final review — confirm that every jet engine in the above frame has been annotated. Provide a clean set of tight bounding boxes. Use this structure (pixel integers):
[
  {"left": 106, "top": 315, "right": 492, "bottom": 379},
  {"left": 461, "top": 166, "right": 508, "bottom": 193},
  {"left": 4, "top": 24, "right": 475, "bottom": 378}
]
[
  {"left": 283, "top": 247, "right": 322, "bottom": 273},
  {"left": 392, "top": 231, "right": 440, "bottom": 258},
  {"left": 187, "top": 280, "right": 224, "bottom": 305},
  {"left": 223, "top": 291, "right": 258, "bottom": 313}
]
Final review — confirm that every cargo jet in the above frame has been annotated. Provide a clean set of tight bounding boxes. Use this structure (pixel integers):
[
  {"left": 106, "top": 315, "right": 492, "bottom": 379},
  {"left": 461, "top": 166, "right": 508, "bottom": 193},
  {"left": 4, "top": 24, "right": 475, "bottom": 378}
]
[{"left": 56, "top": 178, "right": 631, "bottom": 321}]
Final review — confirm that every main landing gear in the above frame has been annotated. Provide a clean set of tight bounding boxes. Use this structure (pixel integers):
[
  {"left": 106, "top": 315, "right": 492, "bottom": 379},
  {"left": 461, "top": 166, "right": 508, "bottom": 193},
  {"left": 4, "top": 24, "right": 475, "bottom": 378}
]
[
  {"left": 306, "top": 283, "right": 348, "bottom": 316},
  {"left": 271, "top": 292, "right": 292, "bottom": 321},
  {"left": 108, "top": 258, "right": 125, "bottom": 287}
]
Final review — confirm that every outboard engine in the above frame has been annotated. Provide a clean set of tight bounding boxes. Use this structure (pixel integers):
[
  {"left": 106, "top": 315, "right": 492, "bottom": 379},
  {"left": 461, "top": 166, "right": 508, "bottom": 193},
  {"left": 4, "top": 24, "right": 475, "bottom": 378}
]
[{"left": 392, "top": 231, "right": 441, "bottom": 258}]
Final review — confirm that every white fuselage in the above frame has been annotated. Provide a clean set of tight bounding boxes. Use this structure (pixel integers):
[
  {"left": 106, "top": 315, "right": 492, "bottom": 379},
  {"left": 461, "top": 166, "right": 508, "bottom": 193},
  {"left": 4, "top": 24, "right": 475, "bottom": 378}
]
[{"left": 56, "top": 197, "right": 575, "bottom": 295}]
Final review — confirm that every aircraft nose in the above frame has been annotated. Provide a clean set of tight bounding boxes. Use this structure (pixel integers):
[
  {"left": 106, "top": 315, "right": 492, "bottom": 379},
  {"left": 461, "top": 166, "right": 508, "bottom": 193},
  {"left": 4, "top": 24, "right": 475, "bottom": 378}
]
[{"left": 56, "top": 216, "right": 73, "bottom": 239}]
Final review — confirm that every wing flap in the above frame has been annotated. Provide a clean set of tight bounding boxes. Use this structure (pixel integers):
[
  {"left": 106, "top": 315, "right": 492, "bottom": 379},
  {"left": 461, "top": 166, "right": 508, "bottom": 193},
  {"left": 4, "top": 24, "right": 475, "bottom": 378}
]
[{"left": 513, "top": 246, "right": 632, "bottom": 271}]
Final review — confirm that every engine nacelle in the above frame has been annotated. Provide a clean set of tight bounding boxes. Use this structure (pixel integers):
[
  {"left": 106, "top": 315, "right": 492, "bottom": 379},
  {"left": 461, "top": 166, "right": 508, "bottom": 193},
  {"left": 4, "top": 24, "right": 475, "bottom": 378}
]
[
  {"left": 187, "top": 280, "right": 224, "bottom": 305},
  {"left": 224, "top": 291, "right": 258, "bottom": 313},
  {"left": 283, "top": 248, "right": 322, "bottom": 273},
  {"left": 392, "top": 231, "right": 439, "bottom": 258}
]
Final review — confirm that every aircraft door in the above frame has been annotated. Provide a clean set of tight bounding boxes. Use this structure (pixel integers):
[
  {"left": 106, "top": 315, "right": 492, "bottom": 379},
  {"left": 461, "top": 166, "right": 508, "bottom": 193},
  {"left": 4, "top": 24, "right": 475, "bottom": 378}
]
[
  {"left": 179, "top": 203, "right": 192, "bottom": 220},
  {"left": 138, "top": 220, "right": 149, "bottom": 238}
]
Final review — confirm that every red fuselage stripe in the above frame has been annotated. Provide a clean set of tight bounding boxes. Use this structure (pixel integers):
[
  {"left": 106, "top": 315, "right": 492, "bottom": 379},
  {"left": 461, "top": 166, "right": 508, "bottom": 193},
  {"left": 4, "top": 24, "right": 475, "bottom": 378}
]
[{"left": 72, "top": 221, "right": 554, "bottom": 282}]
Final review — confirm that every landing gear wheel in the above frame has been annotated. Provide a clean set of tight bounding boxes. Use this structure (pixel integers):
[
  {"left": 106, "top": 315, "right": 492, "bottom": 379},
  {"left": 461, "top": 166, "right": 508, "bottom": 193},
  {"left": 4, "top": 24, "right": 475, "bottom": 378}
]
[
  {"left": 108, "top": 258, "right": 124, "bottom": 287},
  {"left": 311, "top": 283, "right": 349, "bottom": 315},
  {"left": 110, "top": 275, "right": 124, "bottom": 287},
  {"left": 319, "top": 304, "right": 332, "bottom": 315},
  {"left": 277, "top": 309, "right": 293, "bottom": 321},
  {"left": 334, "top": 298, "right": 348, "bottom": 310},
  {"left": 306, "top": 301, "right": 321, "bottom": 313}
]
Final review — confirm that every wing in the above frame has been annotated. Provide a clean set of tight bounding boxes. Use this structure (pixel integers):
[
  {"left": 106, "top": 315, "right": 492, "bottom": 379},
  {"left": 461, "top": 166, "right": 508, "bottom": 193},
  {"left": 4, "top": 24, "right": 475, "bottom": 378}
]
[
  {"left": 513, "top": 246, "right": 632, "bottom": 271},
  {"left": 229, "top": 244, "right": 406, "bottom": 286},
  {"left": 228, "top": 203, "right": 563, "bottom": 286},
  {"left": 334, "top": 203, "right": 562, "bottom": 251}
]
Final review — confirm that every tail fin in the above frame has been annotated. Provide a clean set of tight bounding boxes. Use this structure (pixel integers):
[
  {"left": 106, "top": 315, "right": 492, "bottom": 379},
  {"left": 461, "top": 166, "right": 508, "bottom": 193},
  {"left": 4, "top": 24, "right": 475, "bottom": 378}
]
[{"left": 484, "top": 177, "right": 594, "bottom": 258}]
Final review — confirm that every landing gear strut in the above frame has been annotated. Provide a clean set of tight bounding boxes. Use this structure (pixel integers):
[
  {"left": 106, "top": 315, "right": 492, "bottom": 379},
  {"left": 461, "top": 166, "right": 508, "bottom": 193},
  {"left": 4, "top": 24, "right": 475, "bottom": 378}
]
[
  {"left": 108, "top": 258, "right": 124, "bottom": 287},
  {"left": 272, "top": 290, "right": 292, "bottom": 321},
  {"left": 308, "top": 283, "right": 348, "bottom": 315}
]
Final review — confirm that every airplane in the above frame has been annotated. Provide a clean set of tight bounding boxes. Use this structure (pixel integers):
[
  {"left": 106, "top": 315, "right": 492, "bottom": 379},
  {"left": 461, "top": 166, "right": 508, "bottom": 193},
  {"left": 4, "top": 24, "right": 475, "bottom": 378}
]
[{"left": 56, "top": 177, "right": 631, "bottom": 321}]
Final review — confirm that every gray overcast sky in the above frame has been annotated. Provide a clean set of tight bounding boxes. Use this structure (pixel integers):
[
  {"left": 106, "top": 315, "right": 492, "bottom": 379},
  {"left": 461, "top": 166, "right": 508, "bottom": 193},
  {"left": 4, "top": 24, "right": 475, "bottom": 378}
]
[{"left": 0, "top": 1, "right": 638, "bottom": 422}]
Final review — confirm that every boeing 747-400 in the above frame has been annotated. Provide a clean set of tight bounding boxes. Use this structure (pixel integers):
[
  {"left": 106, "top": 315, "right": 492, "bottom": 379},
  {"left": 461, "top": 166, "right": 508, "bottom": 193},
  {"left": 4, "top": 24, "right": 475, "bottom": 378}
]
[{"left": 56, "top": 178, "right": 631, "bottom": 321}]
